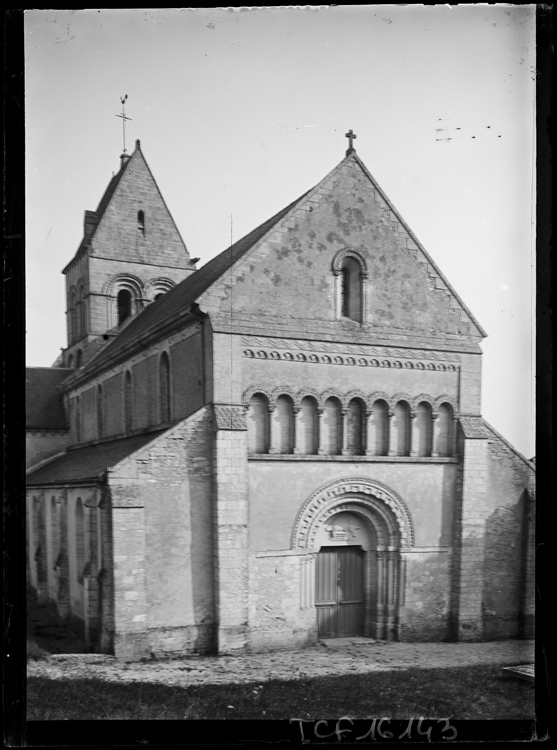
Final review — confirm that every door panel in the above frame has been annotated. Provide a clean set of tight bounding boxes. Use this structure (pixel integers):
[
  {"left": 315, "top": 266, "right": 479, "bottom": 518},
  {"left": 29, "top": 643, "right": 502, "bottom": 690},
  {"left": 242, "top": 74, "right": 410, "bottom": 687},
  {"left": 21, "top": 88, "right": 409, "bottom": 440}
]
[{"left": 316, "top": 546, "right": 364, "bottom": 638}]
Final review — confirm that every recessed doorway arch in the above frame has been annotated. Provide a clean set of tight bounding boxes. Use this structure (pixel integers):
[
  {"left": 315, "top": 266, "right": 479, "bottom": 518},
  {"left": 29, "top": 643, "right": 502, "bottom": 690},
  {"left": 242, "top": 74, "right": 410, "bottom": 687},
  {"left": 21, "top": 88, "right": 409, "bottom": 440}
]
[{"left": 292, "top": 478, "right": 413, "bottom": 641}]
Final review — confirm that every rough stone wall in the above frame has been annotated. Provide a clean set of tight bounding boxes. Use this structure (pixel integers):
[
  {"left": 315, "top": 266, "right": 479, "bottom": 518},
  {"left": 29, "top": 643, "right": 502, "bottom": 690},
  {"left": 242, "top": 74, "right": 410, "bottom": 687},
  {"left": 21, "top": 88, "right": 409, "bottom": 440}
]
[
  {"left": 107, "top": 407, "right": 216, "bottom": 659},
  {"left": 249, "top": 552, "right": 317, "bottom": 652},
  {"left": 212, "top": 424, "right": 250, "bottom": 654},
  {"left": 81, "top": 385, "right": 98, "bottom": 443},
  {"left": 451, "top": 437, "right": 489, "bottom": 641},
  {"left": 399, "top": 550, "right": 453, "bottom": 641},
  {"left": 482, "top": 426, "right": 535, "bottom": 639}
]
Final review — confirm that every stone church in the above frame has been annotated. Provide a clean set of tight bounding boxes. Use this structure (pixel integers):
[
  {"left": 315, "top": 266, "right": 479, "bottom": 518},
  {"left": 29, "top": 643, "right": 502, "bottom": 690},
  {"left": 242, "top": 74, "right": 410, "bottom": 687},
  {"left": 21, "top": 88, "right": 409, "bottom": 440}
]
[{"left": 26, "top": 137, "right": 535, "bottom": 659}]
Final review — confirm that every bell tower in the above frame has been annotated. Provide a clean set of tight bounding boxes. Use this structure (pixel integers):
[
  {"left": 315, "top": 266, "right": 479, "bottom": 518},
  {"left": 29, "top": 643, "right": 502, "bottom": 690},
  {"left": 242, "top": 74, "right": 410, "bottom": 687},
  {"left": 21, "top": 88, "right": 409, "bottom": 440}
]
[{"left": 60, "top": 140, "right": 197, "bottom": 369}]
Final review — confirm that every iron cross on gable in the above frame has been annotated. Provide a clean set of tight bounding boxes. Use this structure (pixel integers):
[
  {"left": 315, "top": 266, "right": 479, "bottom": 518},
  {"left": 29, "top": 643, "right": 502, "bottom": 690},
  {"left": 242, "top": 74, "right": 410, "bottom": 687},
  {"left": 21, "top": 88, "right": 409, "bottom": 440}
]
[
  {"left": 345, "top": 129, "right": 357, "bottom": 155},
  {"left": 116, "top": 95, "right": 132, "bottom": 154}
]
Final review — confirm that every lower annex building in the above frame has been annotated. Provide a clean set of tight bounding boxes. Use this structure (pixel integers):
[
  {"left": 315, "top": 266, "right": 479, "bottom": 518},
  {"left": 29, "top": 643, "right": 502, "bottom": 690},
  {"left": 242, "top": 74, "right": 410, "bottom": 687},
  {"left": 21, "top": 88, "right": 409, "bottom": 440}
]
[{"left": 26, "top": 138, "right": 535, "bottom": 658}]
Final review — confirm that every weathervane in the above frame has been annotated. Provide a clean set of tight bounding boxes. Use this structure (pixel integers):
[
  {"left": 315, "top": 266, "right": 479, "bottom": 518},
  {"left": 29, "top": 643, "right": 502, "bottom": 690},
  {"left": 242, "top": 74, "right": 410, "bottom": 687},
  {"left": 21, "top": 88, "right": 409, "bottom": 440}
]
[
  {"left": 345, "top": 129, "right": 357, "bottom": 156},
  {"left": 116, "top": 95, "right": 132, "bottom": 153}
]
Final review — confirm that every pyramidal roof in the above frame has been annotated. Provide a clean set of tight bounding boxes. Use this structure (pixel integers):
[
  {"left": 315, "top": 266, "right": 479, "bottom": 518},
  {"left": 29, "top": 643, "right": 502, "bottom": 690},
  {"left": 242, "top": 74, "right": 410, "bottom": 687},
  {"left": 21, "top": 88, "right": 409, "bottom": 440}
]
[
  {"left": 62, "top": 140, "right": 189, "bottom": 273},
  {"left": 69, "top": 149, "right": 485, "bottom": 382}
]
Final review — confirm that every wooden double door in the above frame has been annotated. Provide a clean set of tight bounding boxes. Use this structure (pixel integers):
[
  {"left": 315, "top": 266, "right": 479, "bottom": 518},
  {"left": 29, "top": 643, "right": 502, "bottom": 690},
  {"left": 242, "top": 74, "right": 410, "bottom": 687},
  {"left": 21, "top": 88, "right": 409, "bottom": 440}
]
[{"left": 316, "top": 546, "right": 365, "bottom": 638}]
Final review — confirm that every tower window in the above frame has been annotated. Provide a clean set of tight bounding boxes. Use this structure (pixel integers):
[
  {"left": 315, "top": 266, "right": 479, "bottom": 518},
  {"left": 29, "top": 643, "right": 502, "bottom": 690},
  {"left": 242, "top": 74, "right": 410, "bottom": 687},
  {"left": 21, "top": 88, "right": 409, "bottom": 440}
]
[
  {"left": 137, "top": 211, "right": 145, "bottom": 234},
  {"left": 117, "top": 289, "right": 132, "bottom": 325}
]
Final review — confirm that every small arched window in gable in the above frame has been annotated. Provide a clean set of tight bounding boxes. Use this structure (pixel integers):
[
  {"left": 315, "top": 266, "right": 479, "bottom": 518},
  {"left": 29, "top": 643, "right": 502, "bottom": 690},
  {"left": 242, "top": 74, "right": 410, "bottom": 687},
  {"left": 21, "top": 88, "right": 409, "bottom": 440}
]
[
  {"left": 159, "top": 352, "right": 171, "bottom": 424},
  {"left": 75, "top": 395, "right": 82, "bottom": 443},
  {"left": 118, "top": 289, "right": 132, "bottom": 325},
  {"left": 137, "top": 210, "right": 145, "bottom": 234},
  {"left": 333, "top": 251, "right": 367, "bottom": 323}
]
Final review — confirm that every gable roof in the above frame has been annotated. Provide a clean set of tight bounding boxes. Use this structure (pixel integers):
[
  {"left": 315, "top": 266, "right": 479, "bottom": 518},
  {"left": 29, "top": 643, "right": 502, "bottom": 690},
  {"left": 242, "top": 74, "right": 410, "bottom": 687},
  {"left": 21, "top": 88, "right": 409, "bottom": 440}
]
[
  {"left": 26, "top": 431, "right": 164, "bottom": 486},
  {"left": 70, "top": 189, "right": 309, "bottom": 379},
  {"left": 26, "top": 368, "right": 70, "bottom": 429},
  {"left": 66, "top": 148, "right": 487, "bottom": 385},
  {"left": 62, "top": 141, "right": 190, "bottom": 274}
]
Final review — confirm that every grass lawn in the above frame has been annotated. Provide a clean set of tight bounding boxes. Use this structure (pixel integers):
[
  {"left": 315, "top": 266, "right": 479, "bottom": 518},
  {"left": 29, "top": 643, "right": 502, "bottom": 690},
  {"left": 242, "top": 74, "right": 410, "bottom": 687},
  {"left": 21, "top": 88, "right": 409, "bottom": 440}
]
[{"left": 27, "top": 663, "right": 534, "bottom": 721}]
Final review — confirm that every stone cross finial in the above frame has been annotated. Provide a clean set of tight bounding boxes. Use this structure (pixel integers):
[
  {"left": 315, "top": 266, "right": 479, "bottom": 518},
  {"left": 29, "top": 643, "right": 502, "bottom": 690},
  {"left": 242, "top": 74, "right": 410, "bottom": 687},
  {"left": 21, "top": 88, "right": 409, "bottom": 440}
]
[{"left": 345, "top": 129, "right": 357, "bottom": 155}]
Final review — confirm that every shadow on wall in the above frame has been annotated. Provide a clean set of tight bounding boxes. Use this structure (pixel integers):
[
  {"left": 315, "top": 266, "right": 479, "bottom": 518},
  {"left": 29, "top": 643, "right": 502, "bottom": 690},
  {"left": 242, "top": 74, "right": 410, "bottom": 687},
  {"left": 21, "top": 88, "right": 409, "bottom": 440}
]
[{"left": 482, "top": 490, "right": 530, "bottom": 640}]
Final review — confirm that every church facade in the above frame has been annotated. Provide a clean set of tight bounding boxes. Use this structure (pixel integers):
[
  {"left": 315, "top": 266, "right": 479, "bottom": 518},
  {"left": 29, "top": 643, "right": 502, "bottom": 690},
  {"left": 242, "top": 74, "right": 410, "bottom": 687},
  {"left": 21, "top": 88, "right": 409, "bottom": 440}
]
[{"left": 26, "top": 139, "right": 535, "bottom": 659}]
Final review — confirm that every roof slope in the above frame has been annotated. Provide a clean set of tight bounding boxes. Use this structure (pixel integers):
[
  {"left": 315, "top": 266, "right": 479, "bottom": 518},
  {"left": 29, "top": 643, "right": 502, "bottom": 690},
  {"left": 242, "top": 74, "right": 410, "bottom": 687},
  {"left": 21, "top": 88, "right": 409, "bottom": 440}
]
[
  {"left": 74, "top": 189, "right": 309, "bottom": 376},
  {"left": 26, "top": 431, "right": 164, "bottom": 485},
  {"left": 26, "top": 368, "right": 71, "bottom": 429}
]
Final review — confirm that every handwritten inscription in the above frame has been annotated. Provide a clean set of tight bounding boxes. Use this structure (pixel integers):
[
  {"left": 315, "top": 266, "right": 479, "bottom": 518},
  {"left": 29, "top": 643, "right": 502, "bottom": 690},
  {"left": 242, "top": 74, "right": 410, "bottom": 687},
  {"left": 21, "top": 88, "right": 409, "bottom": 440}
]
[{"left": 291, "top": 716, "right": 458, "bottom": 743}]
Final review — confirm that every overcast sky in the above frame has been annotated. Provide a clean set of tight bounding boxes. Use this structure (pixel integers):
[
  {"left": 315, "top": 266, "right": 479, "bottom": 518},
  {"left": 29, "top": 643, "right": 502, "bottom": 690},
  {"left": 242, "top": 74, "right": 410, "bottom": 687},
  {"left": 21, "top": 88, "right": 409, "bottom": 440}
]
[{"left": 25, "top": 6, "right": 536, "bottom": 458}]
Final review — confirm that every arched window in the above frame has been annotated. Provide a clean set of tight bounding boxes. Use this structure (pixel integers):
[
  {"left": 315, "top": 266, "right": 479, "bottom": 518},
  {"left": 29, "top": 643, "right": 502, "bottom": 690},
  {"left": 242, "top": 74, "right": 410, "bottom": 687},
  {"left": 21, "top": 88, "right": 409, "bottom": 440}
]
[
  {"left": 154, "top": 293, "right": 164, "bottom": 301},
  {"left": 340, "top": 257, "right": 363, "bottom": 322},
  {"left": 68, "top": 354, "right": 74, "bottom": 369},
  {"left": 75, "top": 499, "right": 85, "bottom": 584},
  {"left": 124, "top": 371, "right": 133, "bottom": 433},
  {"left": 299, "top": 397, "right": 319, "bottom": 454},
  {"left": 322, "top": 397, "right": 342, "bottom": 455},
  {"left": 370, "top": 400, "right": 389, "bottom": 456},
  {"left": 118, "top": 289, "right": 133, "bottom": 325},
  {"left": 248, "top": 394, "right": 270, "bottom": 454},
  {"left": 394, "top": 401, "right": 411, "bottom": 456},
  {"left": 75, "top": 395, "right": 82, "bottom": 443},
  {"left": 436, "top": 403, "right": 454, "bottom": 457},
  {"left": 137, "top": 210, "right": 145, "bottom": 234},
  {"left": 416, "top": 402, "right": 433, "bottom": 457},
  {"left": 75, "top": 350, "right": 82, "bottom": 368},
  {"left": 274, "top": 395, "right": 294, "bottom": 454},
  {"left": 347, "top": 399, "right": 365, "bottom": 455},
  {"left": 159, "top": 352, "right": 171, "bottom": 423},
  {"left": 97, "top": 384, "right": 104, "bottom": 439}
]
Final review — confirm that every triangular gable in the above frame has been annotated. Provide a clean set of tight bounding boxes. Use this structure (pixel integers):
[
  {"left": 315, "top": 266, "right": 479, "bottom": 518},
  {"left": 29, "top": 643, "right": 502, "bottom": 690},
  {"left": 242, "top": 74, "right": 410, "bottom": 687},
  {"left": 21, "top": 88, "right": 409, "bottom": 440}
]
[{"left": 196, "top": 153, "right": 486, "bottom": 338}]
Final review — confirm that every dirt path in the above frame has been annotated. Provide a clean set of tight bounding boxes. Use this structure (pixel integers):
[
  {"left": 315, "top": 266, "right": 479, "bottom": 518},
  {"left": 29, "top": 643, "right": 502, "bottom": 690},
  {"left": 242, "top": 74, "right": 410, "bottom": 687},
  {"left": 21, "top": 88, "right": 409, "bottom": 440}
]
[{"left": 28, "top": 638, "right": 534, "bottom": 688}]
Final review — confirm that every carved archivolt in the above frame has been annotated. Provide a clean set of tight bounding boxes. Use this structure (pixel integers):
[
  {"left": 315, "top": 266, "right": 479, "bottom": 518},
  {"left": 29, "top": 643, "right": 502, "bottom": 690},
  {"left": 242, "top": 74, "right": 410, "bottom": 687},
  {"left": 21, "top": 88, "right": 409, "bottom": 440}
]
[
  {"left": 412, "top": 393, "right": 437, "bottom": 411},
  {"left": 241, "top": 385, "right": 273, "bottom": 404},
  {"left": 292, "top": 477, "right": 414, "bottom": 550},
  {"left": 144, "top": 277, "right": 175, "bottom": 297},
  {"left": 102, "top": 273, "right": 145, "bottom": 297},
  {"left": 390, "top": 393, "right": 414, "bottom": 409},
  {"left": 435, "top": 395, "right": 458, "bottom": 412},
  {"left": 342, "top": 390, "right": 367, "bottom": 408},
  {"left": 241, "top": 347, "right": 458, "bottom": 371},
  {"left": 242, "top": 386, "right": 459, "bottom": 415},
  {"left": 332, "top": 249, "right": 369, "bottom": 277}
]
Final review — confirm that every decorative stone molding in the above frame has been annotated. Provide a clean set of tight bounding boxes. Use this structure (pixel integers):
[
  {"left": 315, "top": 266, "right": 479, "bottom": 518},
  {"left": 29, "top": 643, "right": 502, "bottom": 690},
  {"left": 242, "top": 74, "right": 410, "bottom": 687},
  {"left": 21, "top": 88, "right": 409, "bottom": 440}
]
[
  {"left": 240, "top": 336, "right": 462, "bottom": 362},
  {"left": 241, "top": 385, "right": 273, "bottom": 405},
  {"left": 144, "top": 277, "right": 175, "bottom": 298},
  {"left": 332, "top": 249, "right": 369, "bottom": 277},
  {"left": 242, "top": 386, "right": 459, "bottom": 414},
  {"left": 318, "top": 389, "right": 344, "bottom": 408},
  {"left": 241, "top": 347, "right": 458, "bottom": 371},
  {"left": 292, "top": 477, "right": 414, "bottom": 550},
  {"left": 342, "top": 390, "right": 367, "bottom": 408},
  {"left": 102, "top": 273, "right": 145, "bottom": 297},
  {"left": 435, "top": 395, "right": 458, "bottom": 413},
  {"left": 412, "top": 393, "right": 437, "bottom": 412},
  {"left": 389, "top": 393, "right": 414, "bottom": 409},
  {"left": 214, "top": 404, "right": 247, "bottom": 431},
  {"left": 270, "top": 386, "right": 298, "bottom": 405}
]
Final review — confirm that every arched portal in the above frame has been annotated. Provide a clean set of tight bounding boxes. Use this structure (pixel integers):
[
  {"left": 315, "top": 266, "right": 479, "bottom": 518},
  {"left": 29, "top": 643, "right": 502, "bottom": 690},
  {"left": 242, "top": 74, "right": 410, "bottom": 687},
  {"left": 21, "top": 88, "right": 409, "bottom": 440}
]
[{"left": 293, "top": 478, "right": 413, "bottom": 641}]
